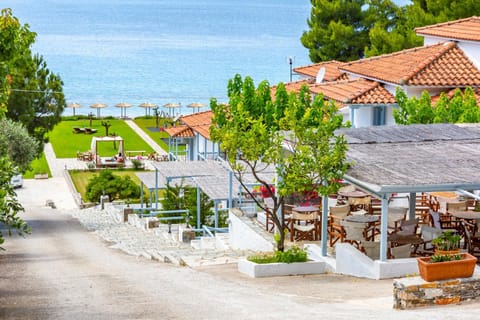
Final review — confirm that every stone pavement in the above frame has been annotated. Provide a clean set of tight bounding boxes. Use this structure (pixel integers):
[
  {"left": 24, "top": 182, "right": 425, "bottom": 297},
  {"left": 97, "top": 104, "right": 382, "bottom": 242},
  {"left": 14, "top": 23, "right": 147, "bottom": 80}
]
[{"left": 68, "top": 203, "right": 252, "bottom": 267}]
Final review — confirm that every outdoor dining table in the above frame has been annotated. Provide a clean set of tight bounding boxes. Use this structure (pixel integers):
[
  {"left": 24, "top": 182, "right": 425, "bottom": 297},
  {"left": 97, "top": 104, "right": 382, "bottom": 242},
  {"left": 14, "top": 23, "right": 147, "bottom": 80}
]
[
  {"left": 345, "top": 215, "right": 379, "bottom": 223},
  {"left": 449, "top": 210, "right": 480, "bottom": 221},
  {"left": 293, "top": 205, "right": 319, "bottom": 214},
  {"left": 338, "top": 190, "right": 369, "bottom": 198}
]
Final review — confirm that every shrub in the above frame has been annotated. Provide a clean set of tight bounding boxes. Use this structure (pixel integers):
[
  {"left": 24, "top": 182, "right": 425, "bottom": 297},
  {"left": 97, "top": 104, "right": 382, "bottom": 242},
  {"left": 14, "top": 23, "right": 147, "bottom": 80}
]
[
  {"left": 85, "top": 170, "right": 140, "bottom": 202},
  {"left": 131, "top": 158, "right": 144, "bottom": 170},
  {"left": 247, "top": 246, "right": 308, "bottom": 264}
]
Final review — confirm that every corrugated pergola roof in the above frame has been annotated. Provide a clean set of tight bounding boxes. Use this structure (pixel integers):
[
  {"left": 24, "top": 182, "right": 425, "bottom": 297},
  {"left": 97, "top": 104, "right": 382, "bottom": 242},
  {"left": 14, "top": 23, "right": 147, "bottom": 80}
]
[{"left": 342, "top": 123, "right": 480, "bottom": 194}]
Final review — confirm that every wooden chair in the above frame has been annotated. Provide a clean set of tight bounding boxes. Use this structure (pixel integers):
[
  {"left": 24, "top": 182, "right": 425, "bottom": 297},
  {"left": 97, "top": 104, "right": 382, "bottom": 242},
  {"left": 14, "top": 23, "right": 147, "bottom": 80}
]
[
  {"left": 418, "top": 225, "right": 443, "bottom": 255},
  {"left": 362, "top": 241, "right": 380, "bottom": 260},
  {"left": 328, "top": 204, "right": 350, "bottom": 246},
  {"left": 461, "top": 220, "right": 480, "bottom": 257},
  {"left": 396, "top": 218, "right": 419, "bottom": 236},
  {"left": 340, "top": 220, "right": 375, "bottom": 249},
  {"left": 263, "top": 197, "right": 275, "bottom": 233},
  {"left": 290, "top": 211, "right": 319, "bottom": 242},
  {"left": 387, "top": 207, "right": 408, "bottom": 234},
  {"left": 390, "top": 244, "right": 412, "bottom": 259},
  {"left": 446, "top": 201, "right": 468, "bottom": 213}
]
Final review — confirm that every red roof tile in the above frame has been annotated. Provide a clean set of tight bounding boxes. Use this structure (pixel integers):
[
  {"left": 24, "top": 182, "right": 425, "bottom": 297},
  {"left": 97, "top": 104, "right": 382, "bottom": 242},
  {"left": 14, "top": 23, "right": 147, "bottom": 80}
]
[
  {"left": 164, "top": 125, "right": 195, "bottom": 138},
  {"left": 178, "top": 110, "right": 213, "bottom": 139},
  {"left": 293, "top": 60, "right": 347, "bottom": 82},
  {"left": 309, "top": 79, "right": 396, "bottom": 105},
  {"left": 270, "top": 79, "right": 312, "bottom": 97},
  {"left": 415, "top": 16, "right": 480, "bottom": 42},
  {"left": 340, "top": 42, "right": 480, "bottom": 86}
]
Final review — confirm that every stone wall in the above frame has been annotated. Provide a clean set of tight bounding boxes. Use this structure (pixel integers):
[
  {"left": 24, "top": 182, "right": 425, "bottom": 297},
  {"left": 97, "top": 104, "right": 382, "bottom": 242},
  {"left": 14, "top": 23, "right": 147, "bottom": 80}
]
[{"left": 393, "top": 273, "right": 480, "bottom": 309}]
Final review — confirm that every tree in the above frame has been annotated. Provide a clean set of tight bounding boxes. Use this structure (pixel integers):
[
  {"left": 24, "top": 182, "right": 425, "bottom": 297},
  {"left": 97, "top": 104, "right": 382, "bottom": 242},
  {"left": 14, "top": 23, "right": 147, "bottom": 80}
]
[
  {"left": 393, "top": 87, "right": 480, "bottom": 125},
  {"left": 0, "top": 118, "right": 39, "bottom": 173},
  {"left": 7, "top": 54, "right": 66, "bottom": 154},
  {"left": 0, "top": 156, "right": 30, "bottom": 249},
  {"left": 161, "top": 180, "right": 215, "bottom": 227},
  {"left": 101, "top": 120, "right": 111, "bottom": 136},
  {"left": 210, "top": 75, "right": 349, "bottom": 251},
  {"left": 301, "top": 0, "right": 369, "bottom": 62},
  {"left": 86, "top": 170, "right": 140, "bottom": 202},
  {"left": 0, "top": 9, "right": 65, "bottom": 154},
  {"left": 302, "top": 0, "right": 480, "bottom": 62}
]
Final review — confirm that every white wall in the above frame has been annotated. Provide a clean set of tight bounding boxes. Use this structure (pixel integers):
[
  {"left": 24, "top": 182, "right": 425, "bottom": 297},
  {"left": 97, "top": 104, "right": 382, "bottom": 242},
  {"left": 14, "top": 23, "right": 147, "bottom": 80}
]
[{"left": 228, "top": 209, "right": 274, "bottom": 252}]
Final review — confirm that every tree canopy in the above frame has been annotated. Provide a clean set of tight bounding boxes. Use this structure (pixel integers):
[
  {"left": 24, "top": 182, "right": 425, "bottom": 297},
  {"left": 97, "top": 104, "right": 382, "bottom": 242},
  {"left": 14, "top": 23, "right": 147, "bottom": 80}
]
[
  {"left": 210, "top": 75, "right": 349, "bottom": 251},
  {"left": 393, "top": 87, "right": 480, "bottom": 125},
  {"left": 0, "top": 8, "right": 65, "bottom": 154},
  {"left": 302, "top": 0, "right": 480, "bottom": 62}
]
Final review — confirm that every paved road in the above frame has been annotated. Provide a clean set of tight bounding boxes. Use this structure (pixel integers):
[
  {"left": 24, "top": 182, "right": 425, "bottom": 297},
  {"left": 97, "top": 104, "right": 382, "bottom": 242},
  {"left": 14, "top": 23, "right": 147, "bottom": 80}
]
[{"left": 2, "top": 180, "right": 480, "bottom": 319}]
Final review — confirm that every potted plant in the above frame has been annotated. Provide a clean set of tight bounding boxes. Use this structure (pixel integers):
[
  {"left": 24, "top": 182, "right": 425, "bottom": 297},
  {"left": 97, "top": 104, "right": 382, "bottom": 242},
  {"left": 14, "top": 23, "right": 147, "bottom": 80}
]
[
  {"left": 417, "top": 252, "right": 477, "bottom": 281},
  {"left": 431, "top": 231, "right": 461, "bottom": 255}
]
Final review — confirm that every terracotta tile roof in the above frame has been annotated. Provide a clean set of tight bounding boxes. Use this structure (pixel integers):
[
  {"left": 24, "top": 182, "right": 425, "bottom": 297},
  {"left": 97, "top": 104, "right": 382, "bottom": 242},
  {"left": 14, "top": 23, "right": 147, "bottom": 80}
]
[
  {"left": 340, "top": 42, "right": 480, "bottom": 86},
  {"left": 431, "top": 87, "right": 480, "bottom": 105},
  {"left": 164, "top": 125, "right": 195, "bottom": 138},
  {"left": 293, "top": 60, "right": 347, "bottom": 82},
  {"left": 179, "top": 110, "right": 213, "bottom": 139},
  {"left": 309, "top": 79, "right": 396, "bottom": 105},
  {"left": 270, "top": 79, "right": 312, "bottom": 97},
  {"left": 415, "top": 16, "right": 480, "bottom": 42}
]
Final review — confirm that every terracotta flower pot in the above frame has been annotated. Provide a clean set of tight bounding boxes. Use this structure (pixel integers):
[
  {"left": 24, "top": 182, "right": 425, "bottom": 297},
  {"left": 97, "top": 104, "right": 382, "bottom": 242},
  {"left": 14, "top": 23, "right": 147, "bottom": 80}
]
[
  {"left": 434, "top": 249, "right": 461, "bottom": 256},
  {"left": 417, "top": 253, "right": 477, "bottom": 282}
]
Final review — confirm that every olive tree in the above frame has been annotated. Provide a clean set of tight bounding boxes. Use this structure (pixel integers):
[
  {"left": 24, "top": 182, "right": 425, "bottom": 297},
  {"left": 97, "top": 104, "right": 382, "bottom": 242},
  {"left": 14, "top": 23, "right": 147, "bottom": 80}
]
[{"left": 210, "top": 75, "right": 349, "bottom": 251}]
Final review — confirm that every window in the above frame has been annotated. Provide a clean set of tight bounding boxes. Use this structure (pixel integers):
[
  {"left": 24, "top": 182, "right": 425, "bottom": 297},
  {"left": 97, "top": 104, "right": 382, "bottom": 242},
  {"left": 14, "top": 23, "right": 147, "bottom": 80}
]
[{"left": 372, "top": 106, "right": 386, "bottom": 126}]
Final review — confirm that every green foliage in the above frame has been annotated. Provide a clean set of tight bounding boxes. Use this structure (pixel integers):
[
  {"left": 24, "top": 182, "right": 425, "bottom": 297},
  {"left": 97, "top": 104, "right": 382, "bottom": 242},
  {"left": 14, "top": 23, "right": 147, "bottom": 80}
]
[
  {"left": 130, "top": 159, "right": 144, "bottom": 170},
  {"left": 160, "top": 180, "right": 215, "bottom": 228},
  {"left": 394, "top": 87, "right": 480, "bottom": 125},
  {"left": 430, "top": 253, "right": 463, "bottom": 263},
  {"left": 85, "top": 170, "right": 140, "bottom": 202},
  {"left": 0, "top": 118, "right": 39, "bottom": 173},
  {"left": 432, "top": 231, "right": 461, "bottom": 251},
  {"left": 0, "top": 157, "right": 31, "bottom": 249},
  {"left": 302, "top": 1, "right": 480, "bottom": 62},
  {"left": 210, "top": 75, "right": 349, "bottom": 251},
  {"left": 247, "top": 246, "right": 308, "bottom": 264}
]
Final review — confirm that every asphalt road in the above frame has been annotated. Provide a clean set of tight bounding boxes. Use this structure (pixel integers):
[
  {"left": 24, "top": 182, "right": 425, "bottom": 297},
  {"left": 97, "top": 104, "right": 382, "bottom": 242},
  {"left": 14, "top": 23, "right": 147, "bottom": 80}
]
[{"left": 2, "top": 179, "right": 480, "bottom": 319}]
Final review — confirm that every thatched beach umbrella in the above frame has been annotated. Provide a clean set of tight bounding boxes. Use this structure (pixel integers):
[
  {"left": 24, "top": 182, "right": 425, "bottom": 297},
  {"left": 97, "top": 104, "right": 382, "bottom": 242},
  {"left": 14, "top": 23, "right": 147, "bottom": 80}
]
[
  {"left": 138, "top": 102, "right": 158, "bottom": 117},
  {"left": 115, "top": 102, "right": 132, "bottom": 118},
  {"left": 163, "top": 102, "right": 181, "bottom": 117},
  {"left": 67, "top": 102, "right": 82, "bottom": 116},
  {"left": 90, "top": 103, "right": 107, "bottom": 118},
  {"left": 187, "top": 102, "right": 205, "bottom": 113}
]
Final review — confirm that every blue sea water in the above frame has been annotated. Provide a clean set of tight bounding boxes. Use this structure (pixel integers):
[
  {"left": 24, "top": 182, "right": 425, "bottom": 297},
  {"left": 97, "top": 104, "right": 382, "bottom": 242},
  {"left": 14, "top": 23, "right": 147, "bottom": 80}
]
[{"left": 2, "top": 0, "right": 312, "bottom": 117}]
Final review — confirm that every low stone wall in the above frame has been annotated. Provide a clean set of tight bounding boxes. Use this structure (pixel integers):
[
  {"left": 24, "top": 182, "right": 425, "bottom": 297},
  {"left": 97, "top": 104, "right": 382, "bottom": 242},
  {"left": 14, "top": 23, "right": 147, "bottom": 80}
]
[{"left": 393, "top": 271, "right": 480, "bottom": 309}]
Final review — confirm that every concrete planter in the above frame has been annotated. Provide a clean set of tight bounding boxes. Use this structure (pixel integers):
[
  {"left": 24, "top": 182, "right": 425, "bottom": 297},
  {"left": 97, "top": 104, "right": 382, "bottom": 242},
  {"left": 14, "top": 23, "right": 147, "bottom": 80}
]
[
  {"left": 34, "top": 173, "right": 49, "bottom": 179},
  {"left": 238, "top": 258, "right": 325, "bottom": 278}
]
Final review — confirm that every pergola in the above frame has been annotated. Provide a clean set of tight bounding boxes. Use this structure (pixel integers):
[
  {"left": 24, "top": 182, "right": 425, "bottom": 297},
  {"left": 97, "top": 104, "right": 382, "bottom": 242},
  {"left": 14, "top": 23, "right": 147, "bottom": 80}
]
[{"left": 317, "top": 123, "right": 480, "bottom": 261}]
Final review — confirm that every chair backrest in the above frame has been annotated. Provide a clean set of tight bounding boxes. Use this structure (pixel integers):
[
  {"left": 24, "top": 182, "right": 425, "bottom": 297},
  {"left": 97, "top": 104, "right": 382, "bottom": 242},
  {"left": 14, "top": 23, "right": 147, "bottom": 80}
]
[
  {"left": 338, "top": 184, "right": 356, "bottom": 193},
  {"left": 421, "top": 225, "right": 443, "bottom": 250},
  {"left": 340, "top": 220, "right": 366, "bottom": 241},
  {"left": 263, "top": 197, "right": 274, "bottom": 211},
  {"left": 446, "top": 201, "right": 467, "bottom": 212},
  {"left": 292, "top": 211, "right": 317, "bottom": 222},
  {"left": 330, "top": 204, "right": 350, "bottom": 218},
  {"left": 362, "top": 241, "right": 380, "bottom": 260},
  {"left": 429, "top": 209, "right": 441, "bottom": 229},
  {"left": 390, "top": 244, "right": 412, "bottom": 259},
  {"left": 397, "top": 218, "right": 419, "bottom": 235},
  {"left": 387, "top": 207, "right": 407, "bottom": 229}
]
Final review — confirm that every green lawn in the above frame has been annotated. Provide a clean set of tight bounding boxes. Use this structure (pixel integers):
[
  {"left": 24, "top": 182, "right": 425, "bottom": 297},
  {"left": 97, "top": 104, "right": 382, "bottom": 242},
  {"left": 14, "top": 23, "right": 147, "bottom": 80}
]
[
  {"left": 133, "top": 117, "right": 186, "bottom": 155},
  {"left": 49, "top": 119, "right": 154, "bottom": 157},
  {"left": 24, "top": 152, "right": 51, "bottom": 179}
]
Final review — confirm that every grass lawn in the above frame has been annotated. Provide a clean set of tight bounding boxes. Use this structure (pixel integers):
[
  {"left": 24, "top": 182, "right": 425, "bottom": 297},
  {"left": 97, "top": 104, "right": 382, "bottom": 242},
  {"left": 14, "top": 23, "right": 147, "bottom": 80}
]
[
  {"left": 24, "top": 152, "right": 51, "bottom": 179},
  {"left": 133, "top": 117, "right": 186, "bottom": 155},
  {"left": 69, "top": 169, "right": 154, "bottom": 202},
  {"left": 49, "top": 118, "right": 154, "bottom": 158}
]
